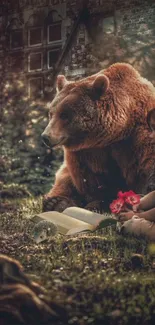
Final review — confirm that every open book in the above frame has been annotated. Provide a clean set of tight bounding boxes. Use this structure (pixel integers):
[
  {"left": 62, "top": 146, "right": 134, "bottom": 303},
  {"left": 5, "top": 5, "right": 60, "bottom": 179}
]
[{"left": 31, "top": 207, "right": 117, "bottom": 236}]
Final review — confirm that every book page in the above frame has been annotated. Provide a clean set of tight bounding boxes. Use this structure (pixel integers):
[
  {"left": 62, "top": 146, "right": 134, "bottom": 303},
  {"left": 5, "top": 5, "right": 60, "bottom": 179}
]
[
  {"left": 31, "top": 211, "right": 94, "bottom": 235},
  {"left": 63, "top": 207, "right": 116, "bottom": 226}
]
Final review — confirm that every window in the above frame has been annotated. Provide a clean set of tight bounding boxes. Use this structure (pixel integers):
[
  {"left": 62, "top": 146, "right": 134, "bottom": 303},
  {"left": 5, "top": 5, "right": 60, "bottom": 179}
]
[
  {"left": 48, "top": 23, "right": 61, "bottom": 43},
  {"left": 48, "top": 48, "right": 61, "bottom": 68},
  {"left": 28, "top": 27, "right": 42, "bottom": 46},
  {"left": 29, "top": 78, "right": 43, "bottom": 98},
  {"left": 10, "top": 52, "right": 23, "bottom": 72},
  {"left": 10, "top": 30, "right": 23, "bottom": 49},
  {"left": 28, "top": 52, "right": 42, "bottom": 71}
]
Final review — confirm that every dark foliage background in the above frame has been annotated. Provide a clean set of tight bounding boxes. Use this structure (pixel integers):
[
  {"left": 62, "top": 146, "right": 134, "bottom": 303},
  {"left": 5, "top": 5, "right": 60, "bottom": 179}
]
[{"left": 0, "top": 74, "right": 63, "bottom": 196}]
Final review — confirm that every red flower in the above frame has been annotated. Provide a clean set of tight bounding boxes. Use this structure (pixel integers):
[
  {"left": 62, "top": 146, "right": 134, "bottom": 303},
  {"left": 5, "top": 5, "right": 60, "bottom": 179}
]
[
  {"left": 117, "top": 191, "right": 127, "bottom": 200},
  {"left": 125, "top": 190, "right": 140, "bottom": 206},
  {"left": 110, "top": 198, "right": 125, "bottom": 214},
  {"left": 109, "top": 190, "right": 141, "bottom": 215}
]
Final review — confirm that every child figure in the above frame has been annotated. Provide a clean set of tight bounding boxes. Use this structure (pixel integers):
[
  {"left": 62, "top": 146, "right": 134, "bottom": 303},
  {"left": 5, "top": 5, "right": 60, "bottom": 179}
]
[{"left": 119, "top": 108, "right": 155, "bottom": 240}]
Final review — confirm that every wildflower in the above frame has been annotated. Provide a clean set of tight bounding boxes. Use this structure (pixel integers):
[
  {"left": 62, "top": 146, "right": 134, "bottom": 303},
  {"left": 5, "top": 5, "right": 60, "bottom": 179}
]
[
  {"left": 110, "top": 198, "right": 125, "bottom": 214},
  {"left": 125, "top": 190, "right": 140, "bottom": 205},
  {"left": 110, "top": 190, "right": 140, "bottom": 214},
  {"left": 117, "top": 191, "right": 127, "bottom": 200}
]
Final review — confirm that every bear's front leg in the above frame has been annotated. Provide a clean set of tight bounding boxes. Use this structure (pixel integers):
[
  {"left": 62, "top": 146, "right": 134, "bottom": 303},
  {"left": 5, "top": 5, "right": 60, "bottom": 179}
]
[{"left": 43, "top": 164, "right": 85, "bottom": 212}]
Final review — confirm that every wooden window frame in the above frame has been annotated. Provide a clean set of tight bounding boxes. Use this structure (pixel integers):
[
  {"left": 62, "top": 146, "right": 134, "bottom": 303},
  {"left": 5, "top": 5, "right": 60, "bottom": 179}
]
[
  {"left": 47, "top": 48, "right": 61, "bottom": 69},
  {"left": 28, "top": 52, "right": 43, "bottom": 72},
  {"left": 28, "top": 27, "right": 43, "bottom": 47},
  {"left": 47, "top": 23, "right": 62, "bottom": 45}
]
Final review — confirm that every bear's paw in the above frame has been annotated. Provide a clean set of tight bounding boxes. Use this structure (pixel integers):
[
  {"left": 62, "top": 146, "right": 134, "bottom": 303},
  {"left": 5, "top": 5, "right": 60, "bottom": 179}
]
[{"left": 42, "top": 195, "right": 77, "bottom": 212}]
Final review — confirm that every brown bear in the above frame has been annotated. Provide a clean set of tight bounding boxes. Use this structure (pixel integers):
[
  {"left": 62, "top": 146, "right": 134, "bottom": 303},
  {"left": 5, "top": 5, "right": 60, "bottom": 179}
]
[{"left": 42, "top": 63, "right": 155, "bottom": 212}]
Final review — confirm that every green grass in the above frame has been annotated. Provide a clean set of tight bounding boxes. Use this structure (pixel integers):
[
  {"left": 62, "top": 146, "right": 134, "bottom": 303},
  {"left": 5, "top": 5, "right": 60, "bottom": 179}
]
[{"left": 1, "top": 197, "right": 155, "bottom": 325}]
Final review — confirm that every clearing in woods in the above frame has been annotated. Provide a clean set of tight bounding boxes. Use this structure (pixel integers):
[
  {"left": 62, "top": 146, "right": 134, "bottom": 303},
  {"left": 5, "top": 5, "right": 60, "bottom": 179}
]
[{"left": 0, "top": 195, "right": 155, "bottom": 325}]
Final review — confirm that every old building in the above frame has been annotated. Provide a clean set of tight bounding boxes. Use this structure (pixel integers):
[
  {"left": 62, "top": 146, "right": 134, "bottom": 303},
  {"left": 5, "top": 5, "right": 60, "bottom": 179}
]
[{"left": 0, "top": 0, "right": 155, "bottom": 100}]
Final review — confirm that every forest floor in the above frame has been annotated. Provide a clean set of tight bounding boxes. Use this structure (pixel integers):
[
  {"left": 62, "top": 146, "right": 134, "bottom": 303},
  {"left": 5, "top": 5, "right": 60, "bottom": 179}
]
[{"left": 1, "top": 195, "right": 155, "bottom": 325}]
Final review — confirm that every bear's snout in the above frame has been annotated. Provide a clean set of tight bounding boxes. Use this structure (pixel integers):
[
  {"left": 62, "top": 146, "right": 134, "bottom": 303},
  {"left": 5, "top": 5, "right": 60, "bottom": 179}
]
[
  {"left": 41, "top": 132, "right": 67, "bottom": 148},
  {"left": 41, "top": 133, "right": 53, "bottom": 148},
  {"left": 41, "top": 131, "right": 67, "bottom": 148}
]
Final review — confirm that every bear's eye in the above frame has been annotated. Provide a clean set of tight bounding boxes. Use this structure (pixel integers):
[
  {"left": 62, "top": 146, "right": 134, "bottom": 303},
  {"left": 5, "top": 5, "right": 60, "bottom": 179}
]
[{"left": 59, "top": 111, "right": 70, "bottom": 120}]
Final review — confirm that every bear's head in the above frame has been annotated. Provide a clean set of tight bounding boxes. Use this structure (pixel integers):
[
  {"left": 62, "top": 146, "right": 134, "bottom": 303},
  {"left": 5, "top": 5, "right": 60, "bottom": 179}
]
[{"left": 42, "top": 63, "right": 155, "bottom": 151}]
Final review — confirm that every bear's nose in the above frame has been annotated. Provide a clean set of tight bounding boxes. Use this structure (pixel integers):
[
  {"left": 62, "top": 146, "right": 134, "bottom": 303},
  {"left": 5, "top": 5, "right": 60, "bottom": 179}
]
[{"left": 41, "top": 134, "right": 52, "bottom": 148}]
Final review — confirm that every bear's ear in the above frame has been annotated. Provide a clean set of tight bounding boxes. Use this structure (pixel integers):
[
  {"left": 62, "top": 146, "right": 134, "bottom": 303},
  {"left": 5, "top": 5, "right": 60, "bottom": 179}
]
[
  {"left": 56, "top": 75, "right": 68, "bottom": 92},
  {"left": 92, "top": 74, "right": 109, "bottom": 98},
  {"left": 147, "top": 108, "right": 155, "bottom": 131}
]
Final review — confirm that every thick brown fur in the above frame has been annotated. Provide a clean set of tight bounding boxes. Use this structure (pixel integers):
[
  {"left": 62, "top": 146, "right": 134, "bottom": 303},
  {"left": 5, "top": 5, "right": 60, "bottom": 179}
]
[{"left": 42, "top": 63, "right": 155, "bottom": 212}]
